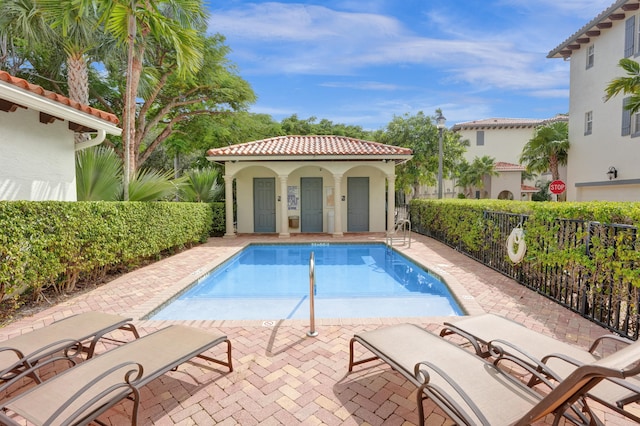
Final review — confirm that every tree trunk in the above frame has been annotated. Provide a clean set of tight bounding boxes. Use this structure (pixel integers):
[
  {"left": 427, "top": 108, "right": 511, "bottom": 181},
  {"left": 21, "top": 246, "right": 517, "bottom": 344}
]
[
  {"left": 123, "top": 9, "right": 137, "bottom": 201},
  {"left": 67, "top": 55, "right": 89, "bottom": 145},
  {"left": 67, "top": 55, "right": 89, "bottom": 105}
]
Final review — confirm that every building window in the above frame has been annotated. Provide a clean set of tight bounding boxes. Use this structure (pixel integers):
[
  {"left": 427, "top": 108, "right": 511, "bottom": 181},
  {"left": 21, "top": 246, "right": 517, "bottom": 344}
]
[
  {"left": 622, "top": 97, "right": 632, "bottom": 136},
  {"left": 476, "top": 130, "right": 484, "bottom": 146},
  {"left": 632, "top": 112, "right": 640, "bottom": 137},
  {"left": 625, "top": 16, "right": 636, "bottom": 58},
  {"left": 584, "top": 111, "right": 593, "bottom": 135},
  {"left": 586, "top": 45, "right": 594, "bottom": 69}
]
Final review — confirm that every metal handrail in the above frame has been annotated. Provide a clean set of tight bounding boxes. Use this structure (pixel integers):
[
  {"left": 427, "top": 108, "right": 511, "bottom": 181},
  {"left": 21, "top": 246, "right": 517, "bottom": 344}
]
[
  {"left": 386, "top": 219, "right": 411, "bottom": 248},
  {"left": 307, "top": 251, "right": 318, "bottom": 337}
]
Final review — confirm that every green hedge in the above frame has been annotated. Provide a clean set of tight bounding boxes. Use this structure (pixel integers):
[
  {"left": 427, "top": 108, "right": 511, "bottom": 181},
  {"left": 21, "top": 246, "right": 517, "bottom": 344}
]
[
  {"left": 0, "top": 201, "right": 223, "bottom": 302},
  {"left": 409, "top": 199, "right": 640, "bottom": 289}
]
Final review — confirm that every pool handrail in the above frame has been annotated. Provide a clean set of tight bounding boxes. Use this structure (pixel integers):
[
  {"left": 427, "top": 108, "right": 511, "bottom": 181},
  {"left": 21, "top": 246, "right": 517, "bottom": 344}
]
[{"left": 307, "top": 251, "right": 318, "bottom": 337}]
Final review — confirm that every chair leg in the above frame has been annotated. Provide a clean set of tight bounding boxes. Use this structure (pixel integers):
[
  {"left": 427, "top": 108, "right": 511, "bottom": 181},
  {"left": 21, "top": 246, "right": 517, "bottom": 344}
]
[{"left": 416, "top": 387, "right": 426, "bottom": 426}]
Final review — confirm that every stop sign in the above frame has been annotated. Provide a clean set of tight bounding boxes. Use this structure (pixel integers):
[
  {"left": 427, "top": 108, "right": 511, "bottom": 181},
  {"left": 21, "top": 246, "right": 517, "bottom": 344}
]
[{"left": 549, "top": 179, "right": 566, "bottom": 194}]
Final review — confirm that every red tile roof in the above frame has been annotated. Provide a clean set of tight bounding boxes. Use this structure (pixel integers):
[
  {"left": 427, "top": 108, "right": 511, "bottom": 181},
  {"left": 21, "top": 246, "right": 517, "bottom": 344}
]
[
  {"left": 0, "top": 70, "right": 119, "bottom": 125},
  {"left": 452, "top": 114, "right": 567, "bottom": 131},
  {"left": 521, "top": 184, "right": 538, "bottom": 192},
  {"left": 206, "top": 135, "right": 413, "bottom": 159},
  {"left": 495, "top": 161, "right": 526, "bottom": 171}
]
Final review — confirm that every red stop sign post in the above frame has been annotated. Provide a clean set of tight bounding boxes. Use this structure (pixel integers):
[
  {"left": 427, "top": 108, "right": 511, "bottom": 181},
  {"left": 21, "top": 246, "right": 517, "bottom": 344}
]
[{"left": 549, "top": 179, "right": 566, "bottom": 195}]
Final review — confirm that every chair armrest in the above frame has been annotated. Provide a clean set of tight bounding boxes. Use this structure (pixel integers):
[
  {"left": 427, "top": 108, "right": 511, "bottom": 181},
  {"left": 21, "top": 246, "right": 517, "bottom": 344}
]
[
  {"left": 0, "top": 412, "right": 21, "bottom": 426},
  {"left": 46, "top": 361, "right": 144, "bottom": 425},
  {"left": 0, "top": 339, "right": 84, "bottom": 394},
  {"left": 588, "top": 334, "right": 633, "bottom": 355},
  {"left": 541, "top": 352, "right": 640, "bottom": 408},
  {"left": 487, "top": 338, "right": 563, "bottom": 384},
  {"left": 438, "top": 325, "right": 485, "bottom": 357},
  {"left": 490, "top": 341, "right": 560, "bottom": 389},
  {"left": 414, "top": 360, "right": 490, "bottom": 426}
]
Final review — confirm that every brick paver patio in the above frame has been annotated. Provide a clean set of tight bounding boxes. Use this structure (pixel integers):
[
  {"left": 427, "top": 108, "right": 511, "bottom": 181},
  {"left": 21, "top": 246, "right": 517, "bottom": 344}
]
[{"left": 0, "top": 233, "right": 635, "bottom": 425}]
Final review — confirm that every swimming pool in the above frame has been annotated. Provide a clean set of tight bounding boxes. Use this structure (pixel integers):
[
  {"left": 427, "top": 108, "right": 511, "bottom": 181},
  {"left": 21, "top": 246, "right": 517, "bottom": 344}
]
[{"left": 150, "top": 243, "right": 464, "bottom": 320}]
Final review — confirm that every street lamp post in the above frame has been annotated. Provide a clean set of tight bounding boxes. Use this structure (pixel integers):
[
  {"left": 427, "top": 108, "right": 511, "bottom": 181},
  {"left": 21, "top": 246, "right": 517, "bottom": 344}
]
[{"left": 436, "top": 112, "right": 446, "bottom": 199}]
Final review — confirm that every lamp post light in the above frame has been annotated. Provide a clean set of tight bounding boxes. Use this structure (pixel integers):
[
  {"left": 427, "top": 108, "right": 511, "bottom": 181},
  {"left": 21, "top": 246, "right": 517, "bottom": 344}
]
[{"left": 436, "top": 112, "right": 446, "bottom": 199}]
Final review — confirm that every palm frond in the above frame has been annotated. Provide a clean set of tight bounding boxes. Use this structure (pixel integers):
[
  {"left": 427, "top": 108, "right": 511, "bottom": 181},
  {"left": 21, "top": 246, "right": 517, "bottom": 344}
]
[
  {"left": 76, "top": 146, "right": 123, "bottom": 201},
  {"left": 128, "top": 168, "right": 180, "bottom": 201}
]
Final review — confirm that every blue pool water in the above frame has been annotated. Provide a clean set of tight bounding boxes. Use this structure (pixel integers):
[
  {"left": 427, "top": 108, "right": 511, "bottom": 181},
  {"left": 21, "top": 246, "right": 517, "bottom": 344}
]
[{"left": 150, "top": 243, "right": 463, "bottom": 320}]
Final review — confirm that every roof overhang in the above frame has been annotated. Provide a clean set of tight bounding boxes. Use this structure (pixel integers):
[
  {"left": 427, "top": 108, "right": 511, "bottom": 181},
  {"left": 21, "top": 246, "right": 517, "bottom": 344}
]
[
  {"left": 0, "top": 80, "right": 122, "bottom": 136},
  {"left": 208, "top": 154, "right": 413, "bottom": 164},
  {"left": 548, "top": 0, "right": 630, "bottom": 59}
]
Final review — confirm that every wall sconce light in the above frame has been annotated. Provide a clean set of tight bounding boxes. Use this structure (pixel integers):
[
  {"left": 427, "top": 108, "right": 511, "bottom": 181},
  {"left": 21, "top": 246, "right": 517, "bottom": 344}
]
[
  {"left": 607, "top": 166, "right": 618, "bottom": 180},
  {"left": 277, "top": 195, "right": 281, "bottom": 202},
  {"left": 341, "top": 195, "right": 346, "bottom": 201}
]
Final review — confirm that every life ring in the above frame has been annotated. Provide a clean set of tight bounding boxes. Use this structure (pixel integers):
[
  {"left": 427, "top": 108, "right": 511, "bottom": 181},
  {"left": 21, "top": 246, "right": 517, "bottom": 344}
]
[{"left": 506, "top": 226, "right": 526, "bottom": 264}]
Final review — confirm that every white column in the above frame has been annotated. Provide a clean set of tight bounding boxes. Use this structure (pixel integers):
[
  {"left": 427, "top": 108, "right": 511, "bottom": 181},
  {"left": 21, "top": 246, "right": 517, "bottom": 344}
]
[
  {"left": 279, "top": 175, "right": 290, "bottom": 238},
  {"left": 332, "top": 174, "right": 343, "bottom": 237},
  {"left": 387, "top": 174, "right": 396, "bottom": 235},
  {"left": 223, "top": 174, "right": 236, "bottom": 238}
]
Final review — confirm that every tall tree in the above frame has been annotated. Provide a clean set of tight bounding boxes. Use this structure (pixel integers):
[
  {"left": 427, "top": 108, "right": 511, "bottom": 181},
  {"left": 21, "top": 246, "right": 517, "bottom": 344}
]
[
  {"left": 519, "top": 120, "right": 569, "bottom": 181},
  {"left": 0, "top": 0, "right": 65, "bottom": 82},
  {"left": 375, "top": 111, "right": 466, "bottom": 198},
  {"left": 98, "top": 0, "right": 207, "bottom": 200},
  {"left": 0, "top": 0, "right": 107, "bottom": 107},
  {"left": 605, "top": 58, "right": 640, "bottom": 114},
  {"left": 456, "top": 156, "right": 497, "bottom": 198},
  {"left": 37, "top": 0, "right": 105, "bottom": 105},
  {"left": 280, "top": 114, "right": 371, "bottom": 138}
]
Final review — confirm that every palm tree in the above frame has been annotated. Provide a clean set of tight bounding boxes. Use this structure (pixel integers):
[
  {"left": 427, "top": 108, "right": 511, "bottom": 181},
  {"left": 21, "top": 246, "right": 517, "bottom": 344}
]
[
  {"left": 605, "top": 58, "right": 640, "bottom": 114},
  {"left": 37, "top": 0, "right": 105, "bottom": 106},
  {"left": 76, "top": 146, "right": 181, "bottom": 201},
  {"left": 519, "top": 121, "right": 569, "bottom": 181},
  {"left": 179, "top": 168, "right": 223, "bottom": 202},
  {"left": 97, "top": 0, "right": 207, "bottom": 200},
  {"left": 456, "top": 156, "right": 497, "bottom": 198},
  {"left": 76, "top": 146, "right": 123, "bottom": 201},
  {"left": 0, "top": 0, "right": 106, "bottom": 105}
]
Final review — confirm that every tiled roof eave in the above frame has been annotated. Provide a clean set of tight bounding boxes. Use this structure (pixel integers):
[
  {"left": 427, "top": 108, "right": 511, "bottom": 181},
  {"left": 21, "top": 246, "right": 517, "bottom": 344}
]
[
  {"left": 452, "top": 123, "right": 539, "bottom": 131},
  {"left": 207, "top": 154, "right": 413, "bottom": 162},
  {"left": 548, "top": 0, "right": 628, "bottom": 59},
  {"left": 0, "top": 76, "right": 121, "bottom": 135}
]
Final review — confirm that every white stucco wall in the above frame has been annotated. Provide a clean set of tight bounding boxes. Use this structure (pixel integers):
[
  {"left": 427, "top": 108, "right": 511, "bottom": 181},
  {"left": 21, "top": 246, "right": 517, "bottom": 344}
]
[
  {"left": 0, "top": 108, "right": 77, "bottom": 201},
  {"left": 490, "top": 172, "right": 522, "bottom": 199},
  {"left": 227, "top": 160, "right": 394, "bottom": 234},
  {"left": 566, "top": 13, "right": 640, "bottom": 201},
  {"left": 460, "top": 126, "right": 535, "bottom": 165}
]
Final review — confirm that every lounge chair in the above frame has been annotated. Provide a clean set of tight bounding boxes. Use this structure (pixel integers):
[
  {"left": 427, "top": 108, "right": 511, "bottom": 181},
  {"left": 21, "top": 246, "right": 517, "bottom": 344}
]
[
  {"left": 348, "top": 323, "right": 640, "bottom": 426},
  {"left": 0, "top": 324, "right": 232, "bottom": 425},
  {"left": 0, "top": 312, "right": 139, "bottom": 393},
  {"left": 439, "top": 313, "right": 640, "bottom": 422}
]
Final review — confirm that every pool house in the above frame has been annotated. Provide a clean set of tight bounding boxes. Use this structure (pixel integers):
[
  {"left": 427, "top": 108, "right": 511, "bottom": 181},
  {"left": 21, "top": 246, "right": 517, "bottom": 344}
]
[{"left": 206, "top": 135, "right": 413, "bottom": 237}]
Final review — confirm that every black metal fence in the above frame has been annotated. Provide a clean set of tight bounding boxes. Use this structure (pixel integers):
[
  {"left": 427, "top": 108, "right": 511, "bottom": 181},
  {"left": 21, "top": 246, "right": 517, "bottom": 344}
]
[{"left": 414, "top": 210, "right": 640, "bottom": 340}]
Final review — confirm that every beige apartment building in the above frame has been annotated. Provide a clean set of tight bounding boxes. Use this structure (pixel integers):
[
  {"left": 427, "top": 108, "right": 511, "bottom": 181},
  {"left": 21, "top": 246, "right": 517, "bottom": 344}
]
[
  {"left": 418, "top": 116, "right": 565, "bottom": 200},
  {"left": 549, "top": 0, "right": 640, "bottom": 201},
  {"left": 453, "top": 117, "right": 567, "bottom": 200}
]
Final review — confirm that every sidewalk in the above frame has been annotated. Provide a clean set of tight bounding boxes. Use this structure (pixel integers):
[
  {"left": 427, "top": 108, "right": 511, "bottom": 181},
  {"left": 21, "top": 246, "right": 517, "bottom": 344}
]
[{"left": 0, "top": 233, "right": 633, "bottom": 425}]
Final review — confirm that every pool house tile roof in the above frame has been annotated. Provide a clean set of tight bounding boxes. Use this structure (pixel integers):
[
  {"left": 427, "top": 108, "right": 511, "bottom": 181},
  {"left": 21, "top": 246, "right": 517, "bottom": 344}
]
[{"left": 206, "top": 135, "right": 413, "bottom": 163}]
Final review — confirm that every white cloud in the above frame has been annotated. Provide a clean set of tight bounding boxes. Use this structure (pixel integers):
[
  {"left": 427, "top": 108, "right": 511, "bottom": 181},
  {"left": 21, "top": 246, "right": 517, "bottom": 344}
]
[
  {"left": 210, "top": 2, "right": 572, "bottom": 93},
  {"left": 319, "top": 81, "right": 404, "bottom": 91},
  {"left": 210, "top": 1, "right": 608, "bottom": 126}
]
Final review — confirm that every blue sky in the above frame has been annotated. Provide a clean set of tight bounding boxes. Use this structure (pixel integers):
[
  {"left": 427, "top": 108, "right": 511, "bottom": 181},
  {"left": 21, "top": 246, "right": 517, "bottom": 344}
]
[{"left": 208, "top": 0, "right": 613, "bottom": 130}]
